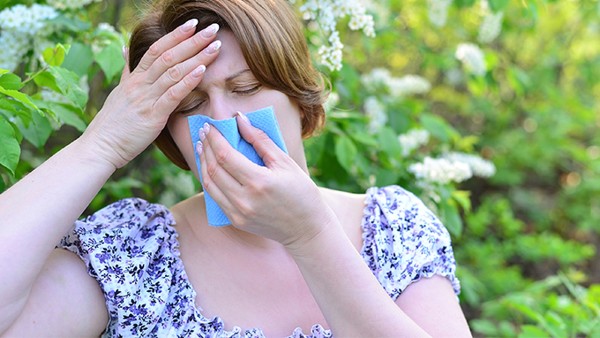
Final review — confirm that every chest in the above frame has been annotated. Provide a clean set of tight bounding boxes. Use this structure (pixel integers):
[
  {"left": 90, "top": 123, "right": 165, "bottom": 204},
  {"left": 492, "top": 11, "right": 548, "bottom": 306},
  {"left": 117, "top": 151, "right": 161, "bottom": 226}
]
[{"left": 177, "top": 232, "right": 336, "bottom": 335}]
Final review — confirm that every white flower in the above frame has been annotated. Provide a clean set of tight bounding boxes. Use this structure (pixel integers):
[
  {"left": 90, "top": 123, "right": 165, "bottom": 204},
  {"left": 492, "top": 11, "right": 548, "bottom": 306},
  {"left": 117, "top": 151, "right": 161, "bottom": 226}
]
[
  {"left": 455, "top": 43, "right": 486, "bottom": 76},
  {"left": 478, "top": 10, "right": 504, "bottom": 43},
  {"left": 389, "top": 75, "right": 431, "bottom": 97},
  {"left": 409, "top": 156, "right": 473, "bottom": 184},
  {"left": 362, "top": 68, "right": 430, "bottom": 97},
  {"left": 0, "top": 4, "right": 58, "bottom": 35},
  {"left": 299, "top": 0, "right": 375, "bottom": 71},
  {"left": 427, "top": 0, "right": 453, "bottom": 27},
  {"left": 0, "top": 31, "right": 29, "bottom": 71},
  {"left": 323, "top": 92, "right": 339, "bottom": 112},
  {"left": 364, "top": 96, "right": 387, "bottom": 134},
  {"left": 443, "top": 152, "right": 496, "bottom": 177},
  {"left": 47, "top": 0, "right": 101, "bottom": 10},
  {"left": 361, "top": 68, "right": 393, "bottom": 89},
  {"left": 398, "top": 129, "right": 430, "bottom": 156}
]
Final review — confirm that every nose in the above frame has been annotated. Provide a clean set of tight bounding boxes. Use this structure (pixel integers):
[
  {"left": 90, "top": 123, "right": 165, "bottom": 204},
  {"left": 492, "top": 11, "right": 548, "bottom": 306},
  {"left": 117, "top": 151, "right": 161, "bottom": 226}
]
[{"left": 206, "top": 95, "right": 238, "bottom": 120}]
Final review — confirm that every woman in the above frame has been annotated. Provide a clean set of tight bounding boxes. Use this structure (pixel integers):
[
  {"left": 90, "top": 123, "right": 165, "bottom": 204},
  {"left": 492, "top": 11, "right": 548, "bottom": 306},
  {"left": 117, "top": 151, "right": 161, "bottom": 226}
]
[{"left": 0, "top": 0, "right": 472, "bottom": 336}]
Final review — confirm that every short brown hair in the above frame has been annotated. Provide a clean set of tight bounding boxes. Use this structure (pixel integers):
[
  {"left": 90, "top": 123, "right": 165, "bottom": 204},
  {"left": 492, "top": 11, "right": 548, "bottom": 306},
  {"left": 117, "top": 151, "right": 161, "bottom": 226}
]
[{"left": 128, "top": 0, "right": 327, "bottom": 170}]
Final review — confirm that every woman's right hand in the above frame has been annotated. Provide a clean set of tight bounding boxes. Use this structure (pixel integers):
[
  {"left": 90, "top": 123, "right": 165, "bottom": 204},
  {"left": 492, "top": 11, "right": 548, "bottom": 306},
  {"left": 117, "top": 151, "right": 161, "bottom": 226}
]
[{"left": 81, "top": 19, "right": 221, "bottom": 169}]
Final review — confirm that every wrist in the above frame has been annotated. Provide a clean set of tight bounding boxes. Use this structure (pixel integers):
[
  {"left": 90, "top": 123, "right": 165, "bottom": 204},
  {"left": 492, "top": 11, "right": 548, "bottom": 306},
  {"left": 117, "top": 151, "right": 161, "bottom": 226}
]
[
  {"left": 72, "top": 133, "right": 121, "bottom": 173},
  {"left": 284, "top": 215, "right": 345, "bottom": 259}
]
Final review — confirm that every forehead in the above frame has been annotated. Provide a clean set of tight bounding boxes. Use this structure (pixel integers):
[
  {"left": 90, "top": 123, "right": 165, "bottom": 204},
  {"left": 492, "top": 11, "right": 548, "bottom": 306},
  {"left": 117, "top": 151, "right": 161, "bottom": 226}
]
[{"left": 199, "top": 29, "right": 251, "bottom": 86}]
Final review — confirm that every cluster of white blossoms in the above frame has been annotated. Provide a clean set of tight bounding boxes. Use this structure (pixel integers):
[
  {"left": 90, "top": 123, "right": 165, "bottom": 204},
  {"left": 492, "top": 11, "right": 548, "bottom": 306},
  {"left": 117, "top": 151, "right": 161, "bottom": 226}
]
[
  {"left": 362, "top": 68, "right": 432, "bottom": 97},
  {"left": 297, "top": 0, "right": 375, "bottom": 71},
  {"left": 478, "top": 1, "right": 504, "bottom": 43},
  {"left": 46, "top": 0, "right": 101, "bottom": 10},
  {"left": 363, "top": 96, "right": 387, "bottom": 133},
  {"left": 389, "top": 75, "right": 432, "bottom": 97},
  {"left": 398, "top": 129, "right": 430, "bottom": 156},
  {"left": 0, "top": 4, "right": 58, "bottom": 71},
  {"left": 409, "top": 156, "right": 473, "bottom": 184},
  {"left": 323, "top": 91, "right": 340, "bottom": 112},
  {"left": 455, "top": 42, "right": 486, "bottom": 76},
  {"left": 427, "top": 0, "right": 453, "bottom": 27},
  {"left": 443, "top": 151, "right": 496, "bottom": 177}
]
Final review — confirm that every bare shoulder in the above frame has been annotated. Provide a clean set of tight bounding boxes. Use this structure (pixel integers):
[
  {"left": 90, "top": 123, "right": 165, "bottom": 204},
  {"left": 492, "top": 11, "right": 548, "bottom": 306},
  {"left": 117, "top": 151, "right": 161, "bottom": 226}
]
[
  {"left": 318, "top": 187, "right": 366, "bottom": 249},
  {"left": 2, "top": 249, "right": 107, "bottom": 337}
]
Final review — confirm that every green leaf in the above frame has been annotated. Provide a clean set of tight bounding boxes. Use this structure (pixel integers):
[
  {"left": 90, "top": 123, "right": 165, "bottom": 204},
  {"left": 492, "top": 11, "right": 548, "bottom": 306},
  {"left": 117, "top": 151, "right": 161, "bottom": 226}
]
[
  {"left": 0, "top": 117, "right": 20, "bottom": 176},
  {"left": 63, "top": 42, "right": 94, "bottom": 76},
  {"left": 452, "top": 190, "right": 472, "bottom": 212},
  {"left": 488, "top": 0, "right": 509, "bottom": 12},
  {"left": 42, "top": 44, "right": 68, "bottom": 67},
  {"left": 96, "top": 42, "right": 125, "bottom": 82},
  {"left": 440, "top": 200, "right": 463, "bottom": 237},
  {"left": 0, "top": 88, "right": 40, "bottom": 112},
  {"left": 420, "top": 114, "right": 456, "bottom": 143},
  {"left": 519, "top": 325, "right": 549, "bottom": 338},
  {"left": 0, "top": 98, "right": 33, "bottom": 127},
  {"left": 454, "top": 0, "right": 477, "bottom": 8},
  {"left": 47, "top": 67, "right": 88, "bottom": 109},
  {"left": 34, "top": 99, "right": 86, "bottom": 132},
  {"left": 15, "top": 109, "right": 53, "bottom": 148},
  {"left": 0, "top": 73, "right": 24, "bottom": 90},
  {"left": 335, "top": 135, "right": 357, "bottom": 173},
  {"left": 377, "top": 126, "right": 403, "bottom": 159}
]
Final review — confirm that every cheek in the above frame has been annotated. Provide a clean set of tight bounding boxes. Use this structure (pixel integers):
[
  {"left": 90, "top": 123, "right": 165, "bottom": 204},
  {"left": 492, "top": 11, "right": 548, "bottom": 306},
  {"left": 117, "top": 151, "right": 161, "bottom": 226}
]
[{"left": 167, "top": 117, "right": 196, "bottom": 168}]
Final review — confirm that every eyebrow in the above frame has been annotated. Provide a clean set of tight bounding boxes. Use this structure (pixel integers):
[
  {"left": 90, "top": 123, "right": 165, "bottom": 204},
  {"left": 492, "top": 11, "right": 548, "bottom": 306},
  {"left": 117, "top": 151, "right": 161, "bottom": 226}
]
[{"left": 225, "top": 69, "right": 253, "bottom": 82}]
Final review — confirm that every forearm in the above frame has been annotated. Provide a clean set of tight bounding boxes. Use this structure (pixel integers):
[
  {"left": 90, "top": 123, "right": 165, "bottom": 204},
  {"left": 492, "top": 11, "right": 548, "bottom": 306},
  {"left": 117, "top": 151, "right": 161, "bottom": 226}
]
[
  {"left": 288, "top": 224, "right": 430, "bottom": 337},
  {"left": 0, "top": 136, "right": 115, "bottom": 314}
]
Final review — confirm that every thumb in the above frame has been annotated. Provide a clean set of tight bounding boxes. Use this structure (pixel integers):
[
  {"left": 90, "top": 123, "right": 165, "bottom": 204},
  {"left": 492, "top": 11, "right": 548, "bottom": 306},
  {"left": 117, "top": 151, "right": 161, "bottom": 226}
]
[{"left": 236, "top": 111, "right": 285, "bottom": 167}]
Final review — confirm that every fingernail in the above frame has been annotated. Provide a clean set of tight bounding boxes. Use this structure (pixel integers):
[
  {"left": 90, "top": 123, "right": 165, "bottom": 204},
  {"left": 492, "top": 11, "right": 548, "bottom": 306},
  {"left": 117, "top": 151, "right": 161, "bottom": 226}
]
[
  {"left": 205, "top": 40, "right": 221, "bottom": 54},
  {"left": 182, "top": 18, "right": 199, "bottom": 32},
  {"left": 122, "top": 45, "right": 128, "bottom": 59},
  {"left": 201, "top": 23, "right": 220, "bottom": 38},
  {"left": 236, "top": 111, "right": 250, "bottom": 123},
  {"left": 196, "top": 141, "right": 203, "bottom": 156},
  {"left": 192, "top": 64, "right": 206, "bottom": 77},
  {"left": 202, "top": 122, "right": 211, "bottom": 134},
  {"left": 199, "top": 129, "right": 206, "bottom": 142}
]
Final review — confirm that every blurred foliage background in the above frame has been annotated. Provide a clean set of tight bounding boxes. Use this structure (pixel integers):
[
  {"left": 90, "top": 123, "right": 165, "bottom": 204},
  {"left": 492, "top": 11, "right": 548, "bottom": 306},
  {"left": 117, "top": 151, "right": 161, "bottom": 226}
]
[{"left": 0, "top": 0, "right": 599, "bottom": 336}]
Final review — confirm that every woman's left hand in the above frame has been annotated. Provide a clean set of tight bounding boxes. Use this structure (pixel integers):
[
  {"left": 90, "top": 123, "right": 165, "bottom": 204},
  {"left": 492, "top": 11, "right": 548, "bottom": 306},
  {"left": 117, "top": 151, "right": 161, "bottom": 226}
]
[{"left": 198, "top": 113, "right": 338, "bottom": 248}]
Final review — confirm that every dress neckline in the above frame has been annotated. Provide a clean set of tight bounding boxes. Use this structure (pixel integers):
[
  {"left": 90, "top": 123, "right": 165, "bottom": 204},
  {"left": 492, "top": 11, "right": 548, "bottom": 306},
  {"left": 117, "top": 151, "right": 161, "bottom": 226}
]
[{"left": 161, "top": 187, "right": 378, "bottom": 336}]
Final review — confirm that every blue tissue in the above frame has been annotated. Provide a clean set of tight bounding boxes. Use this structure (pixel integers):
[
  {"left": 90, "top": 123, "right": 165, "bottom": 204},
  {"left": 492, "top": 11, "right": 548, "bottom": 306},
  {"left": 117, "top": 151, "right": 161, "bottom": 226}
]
[{"left": 187, "top": 106, "right": 288, "bottom": 226}]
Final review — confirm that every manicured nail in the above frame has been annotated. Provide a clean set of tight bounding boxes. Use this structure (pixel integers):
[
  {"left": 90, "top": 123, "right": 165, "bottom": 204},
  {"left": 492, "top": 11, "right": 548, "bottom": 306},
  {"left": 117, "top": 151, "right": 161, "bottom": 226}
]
[
  {"left": 205, "top": 40, "right": 221, "bottom": 54},
  {"left": 182, "top": 18, "right": 199, "bottom": 32},
  {"left": 201, "top": 23, "right": 220, "bottom": 38},
  {"left": 196, "top": 141, "right": 203, "bottom": 156},
  {"left": 236, "top": 111, "right": 250, "bottom": 123},
  {"left": 202, "top": 122, "right": 211, "bottom": 134},
  {"left": 199, "top": 129, "right": 206, "bottom": 142},
  {"left": 192, "top": 65, "right": 206, "bottom": 77}
]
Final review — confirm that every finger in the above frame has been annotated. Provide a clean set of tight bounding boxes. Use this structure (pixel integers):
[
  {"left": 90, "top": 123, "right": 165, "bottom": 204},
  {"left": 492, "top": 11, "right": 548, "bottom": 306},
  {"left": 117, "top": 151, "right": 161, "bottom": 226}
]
[
  {"left": 203, "top": 120, "right": 266, "bottom": 184},
  {"left": 151, "top": 39, "right": 221, "bottom": 96},
  {"left": 201, "top": 124, "right": 254, "bottom": 194},
  {"left": 153, "top": 64, "right": 207, "bottom": 116},
  {"left": 199, "top": 134, "right": 234, "bottom": 213},
  {"left": 236, "top": 112, "right": 288, "bottom": 168},
  {"left": 134, "top": 18, "right": 199, "bottom": 74},
  {"left": 144, "top": 23, "right": 220, "bottom": 83}
]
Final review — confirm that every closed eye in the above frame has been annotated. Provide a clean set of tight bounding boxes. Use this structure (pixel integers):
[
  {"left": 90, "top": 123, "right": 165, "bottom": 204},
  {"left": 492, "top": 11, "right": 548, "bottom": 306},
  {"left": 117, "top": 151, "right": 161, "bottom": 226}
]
[
  {"left": 177, "top": 99, "right": 206, "bottom": 115},
  {"left": 233, "top": 85, "right": 261, "bottom": 95}
]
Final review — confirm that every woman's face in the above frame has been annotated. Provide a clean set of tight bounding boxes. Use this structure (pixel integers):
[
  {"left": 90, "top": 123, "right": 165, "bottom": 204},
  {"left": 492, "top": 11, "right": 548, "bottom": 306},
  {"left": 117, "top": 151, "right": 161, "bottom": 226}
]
[{"left": 167, "top": 29, "right": 305, "bottom": 177}]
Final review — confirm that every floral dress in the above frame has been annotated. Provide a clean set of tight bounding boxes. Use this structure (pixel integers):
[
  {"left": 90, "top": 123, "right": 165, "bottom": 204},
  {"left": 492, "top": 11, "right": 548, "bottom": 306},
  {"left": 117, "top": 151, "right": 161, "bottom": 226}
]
[{"left": 58, "top": 185, "right": 461, "bottom": 337}]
